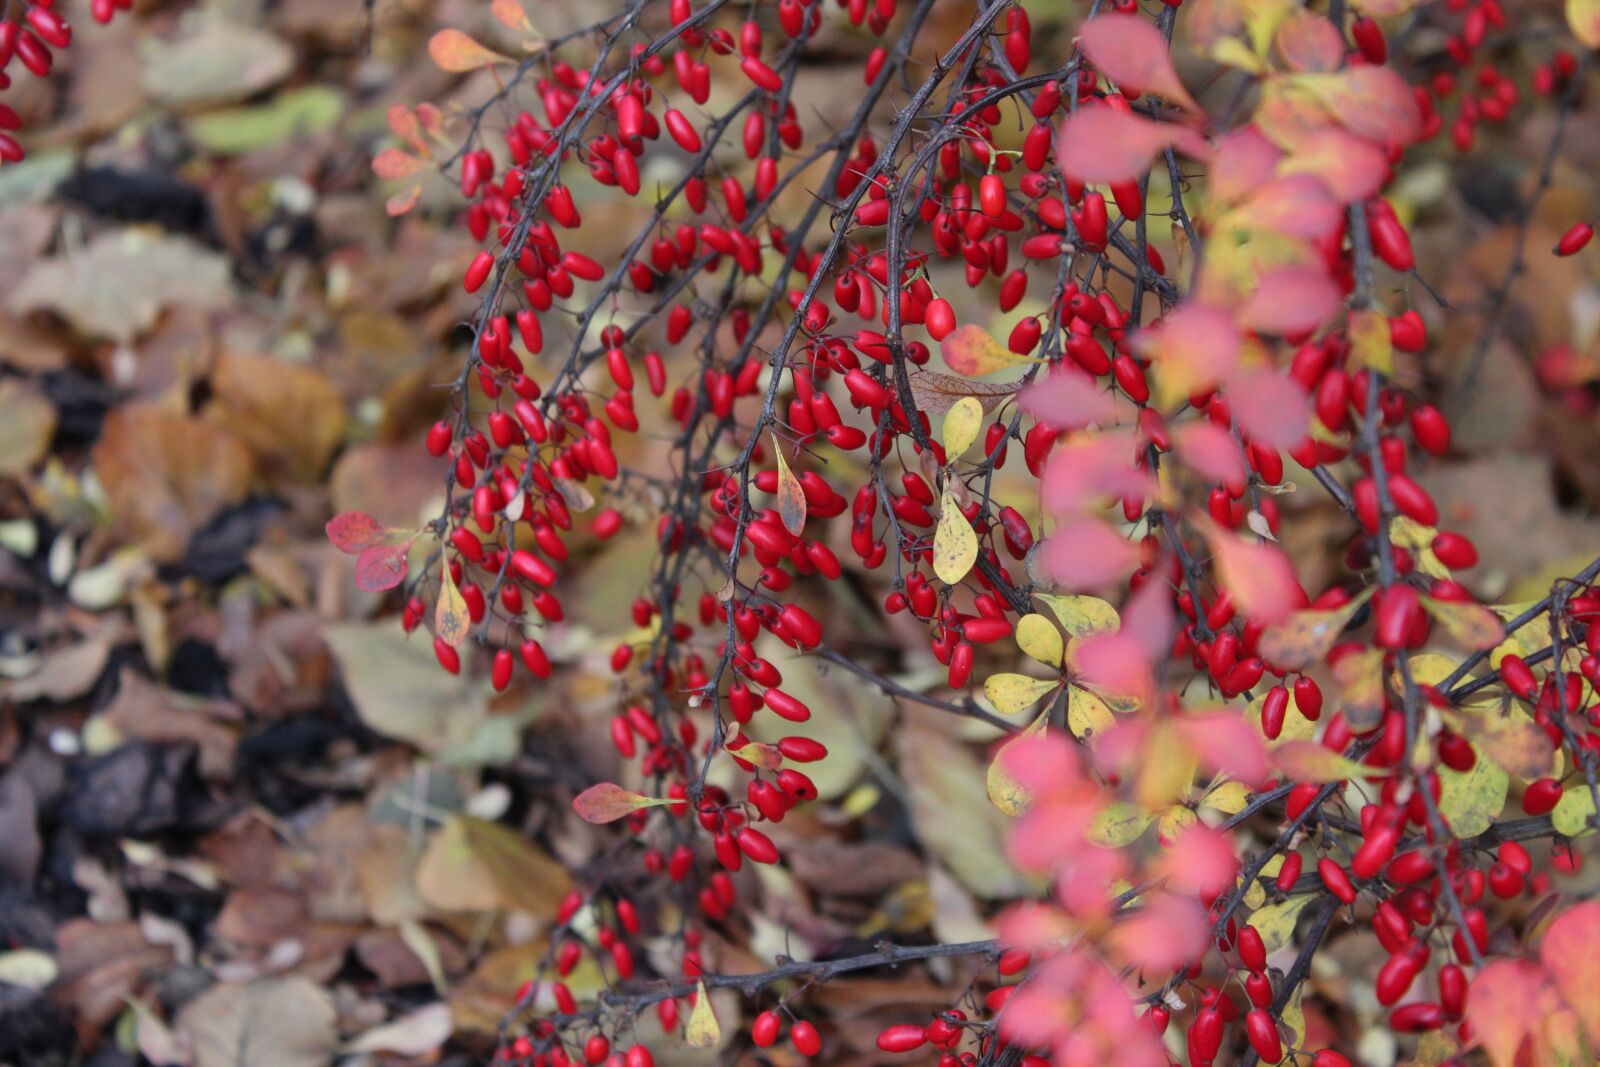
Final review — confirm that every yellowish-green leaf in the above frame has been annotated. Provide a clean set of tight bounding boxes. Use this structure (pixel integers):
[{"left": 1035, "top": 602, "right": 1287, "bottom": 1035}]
[
  {"left": 771, "top": 434, "right": 806, "bottom": 537},
  {"left": 984, "top": 673, "right": 1059, "bottom": 715},
  {"left": 1488, "top": 603, "right": 1549, "bottom": 669},
  {"left": 1437, "top": 741, "right": 1509, "bottom": 838},
  {"left": 1552, "top": 786, "right": 1598, "bottom": 838},
  {"left": 1249, "top": 686, "right": 1316, "bottom": 746},
  {"left": 1423, "top": 596, "right": 1507, "bottom": 651},
  {"left": 435, "top": 566, "right": 470, "bottom": 648},
  {"left": 1067, "top": 686, "right": 1115, "bottom": 739},
  {"left": 941, "top": 396, "right": 983, "bottom": 458},
  {"left": 1249, "top": 893, "right": 1316, "bottom": 955},
  {"left": 987, "top": 712, "right": 1049, "bottom": 816},
  {"left": 727, "top": 740, "right": 784, "bottom": 771},
  {"left": 1257, "top": 589, "right": 1372, "bottom": 671},
  {"left": 1407, "top": 652, "right": 1459, "bottom": 689},
  {"left": 1016, "top": 614, "right": 1064, "bottom": 667},
  {"left": 1036, "top": 593, "right": 1121, "bottom": 640},
  {"left": 1088, "top": 801, "right": 1154, "bottom": 846},
  {"left": 933, "top": 492, "right": 978, "bottom": 585},
  {"left": 685, "top": 981, "right": 719, "bottom": 1048},
  {"left": 1200, "top": 780, "right": 1252, "bottom": 815}
]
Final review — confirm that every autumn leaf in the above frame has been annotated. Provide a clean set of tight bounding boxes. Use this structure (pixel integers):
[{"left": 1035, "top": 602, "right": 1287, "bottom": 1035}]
[
  {"left": 940, "top": 324, "right": 1041, "bottom": 378},
  {"left": 1066, "top": 686, "right": 1115, "bottom": 739},
  {"left": 1055, "top": 106, "right": 1207, "bottom": 185},
  {"left": 908, "top": 370, "right": 1020, "bottom": 417},
  {"left": 685, "top": 981, "right": 720, "bottom": 1048},
  {"left": 1422, "top": 595, "right": 1506, "bottom": 651},
  {"left": 1466, "top": 960, "right": 1548, "bottom": 1067},
  {"left": 1201, "top": 521, "right": 1301, "bottom": 625},
  {"left": 1249, "top": 894, "right": 1316, "bottom": 955},
  {"left": 1348, "top": 306, "right": 1393, "bottom": 374},
  {"left": 984, "top": 673, "right": 1060, "bottom": 715},
  {"left": 373, "top": 147, "right": 425, "bottom": 180},
  {"left": 428, "top": 28, "right": 512, "bottom": 72},
  {"left": 1270, "top": 740, "right": 1372, "bottom": 783},
  {"left": 435, "top": 566, "right": 470, "bottom": 647},
  {"left": 1568, "top": 0, "right": 1600, "bottom": 47},
  {"left": 1037, "top": 520, "right": 1141, "bottom": 590},
  {"left": 1015, "top": 614, "right": 1064, "bottom": 667},
  {"left": 1257, "top": 590, "right": 1372, "bottom": 671},
  {"left": 1444, "top": 708, "right": 1556, "bottom": 781},
  {"left": 1226, "top": 367, "right": 1310, "bottom": 449},
  {"left": 988, "top": 712, "right": 1050, "bottom": 816},
  {"left": 942, "top": 396, "right": 983, "bottom": 458},
  {"left": 572, "top": 783, "right": 671, "bottom": 823},
  {"left": 933, "top": 492, "right": 978, "bottom": 585},
  {"left": 1078, "top": 14, "right": 1202, "bottom": 114},
  {"left": 326, "top": 511, "right": 388, "bottom": 554},
  {"left": 771, "top": 434, "right": 806, "bottom": 537},
  {"left": 1036, "top": 594, "right": 1122, "bottom": 640},
  {"left": 355, "top": 543, "right": 409, "bottom": 592}
]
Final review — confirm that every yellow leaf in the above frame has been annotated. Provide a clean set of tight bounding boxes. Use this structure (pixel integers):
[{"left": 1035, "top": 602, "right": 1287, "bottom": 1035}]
[
  {"left": 933, "top": 492, "right": 978, "bottom": 585},
  {"left": 435, "top": 565, "right": 470, "bottom": 647},
  {"left": 1249, "top": 686, "right": 1316, "bottom": 746},
  {"left": 770, "top": 434, "right": 806, "bottom": 537},
  {"left": 987, "top": 712, "right": 1049, "bottom": 816},
  {"left": 1348, "top": 306, "right": 1393, "bottom": 373},
  {"left": 1249, "top": 893, "right": 1316, "bottom": 955},
  {"left": 1437, "top": 741, "right": 1508, "bottom": 837},
  {"left": 1271, "top": 739, "right": 1374, "bottom": 783},
  {"left": 983, "top": 673, "right": 1059, "bottom": 715},
  {"left": 1423, "top": 596, "right": 1506, "bottom": 651},
  {"left": 1568, "top": 0, "right": 1600, "bottom": 48},
  {"left": 941, "top": 396, "right": 983, "bottom": 458},
  {"left": 1036, "top": 594, "right": 1121, "bottom": 640},
  {"left": 1067, "top": 686, "right": 1115, "bottom": 739},
  {"left": 1211, "top": 36, "right": 1268, "bottom": 72},
  {"left": 685, "top": 981, "right": 719, "bottom": 1048},
  {"left": 427, "top": 28, "right": 512, "bottom": 72},
  {"left": 1488, "top": 603, "right": 1550, "bottom": 669},
  {"left": 1200, "top": 780, "right": 1252, "bottom": 814},
  {"left": 1016, "top": 614, "right": 1064, "bottom": 667},
  {"left": 1257, "top": 589, "right": 1372, "bottom": 671},
  {"left": 1444, "top": 708, "right": 1556, "bottom": 781},
  {"left": 727, "top": 740, "right": 784, "bottom": 771},
  {"left": 1088, "top": 801, "right": 1154, "bottom": 846}
]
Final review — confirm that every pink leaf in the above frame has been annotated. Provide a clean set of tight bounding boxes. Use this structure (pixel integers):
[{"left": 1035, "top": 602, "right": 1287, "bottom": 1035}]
[
  {"left": 1227, "top": 368, "right": 1311, "bottom": 448},
  {"left": 1173, "top": 421, "right": 1245, "bottom": 485},
  {"left": 1175, "top": 711, "right": 1269, "bottom": 787},
  {"left": 1042, "top": 429, "right": 1152, "bottom": 517},
  {"left": 1138, "top": 303, "right": 1242, "bottom": 395},
  {"left": 1239, "top": 265, "right": 1342, "bottom": 336},
  {"left": 1110, "top": 893, "right": 1208, "bottom": 972},
  {"left": 1281, "top": 128, "right": 1388, "bottom": 203},
  {"left": 1159, "top": 824, "right": 1240, "bottom": 898},
  {"left": 1203, "top": 522, "right": 1303, "bottom": 624},
  {"left": 326, "top": 511, "right": 387, "bottom": 555},
  {"left": 1308, "top": 66, "right": 1424, "bottom": 146},
  {"left": 1274, "top": 9, "right": 1346, "bottom": 72},
  {"left": 355, "top": 543, "right": 409, "bottom": 592},
  {"left": 1039, "top": 520, "right": 1141, "bottom": 590},
  {"left": 1076, "top": 632, "right": 1152, "bottom": 704},
  {"left": 1055, "top": 106, "right": 1207, "bottom": 186},
  {"left": 1020, "top": 366, "right": 1120, "bottom": 430},
  {"left": 1237, "top": 174, "right": 1342, "bottom": 239},
  {"left": 1466, "top": 960, "right": 1546, "bottom": 1067},
  {"left": 1078, "top": 14, "right": 1202, "bottom": 114},
  {"left": 1209, "top": 128, "right": 1283, "bottom": 208}
]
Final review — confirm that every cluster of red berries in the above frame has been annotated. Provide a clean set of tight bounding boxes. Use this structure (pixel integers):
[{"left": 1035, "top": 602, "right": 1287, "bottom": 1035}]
[{"left": 0, "top": 0, "right": 132, "bottom": 164}]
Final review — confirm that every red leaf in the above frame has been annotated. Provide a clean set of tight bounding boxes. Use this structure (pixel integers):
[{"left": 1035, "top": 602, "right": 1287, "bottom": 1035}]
[
  {"left": 1173, "top": 421, "right": 1245, "bottom": 485},
  {"left": 1176, "top": 711, "right": 1268, "bottom": 787},
  {"left": 1273, "top": 9, "right": 1345, "bottom": 73},
  {"left": 572, "top": 782, "right": 667, "bottom": 824},
  {"left": 1466, "top": 960, "right": 1546, "bottom": 1067},
  {"left": 1541, "top": 902, "right": 1600, "bottom": 1046},
  {"left": 1078, "top": 14, "right": 1202, "bottom": 114},
  {"left": 1020, "top": 366, "right": 1120, "bottom": 430},
  {"left": 327, "top": 511, "right": 387, "bottom": 554},
  {"left": 355, "top": 543, "right": 409, "bottom": 592},
  {"left": 1203, "top": 521, "right": 1301, "bottom": 624},
  {"left": 1055, "top": 106, "right": 1206, "bottom": 186}
]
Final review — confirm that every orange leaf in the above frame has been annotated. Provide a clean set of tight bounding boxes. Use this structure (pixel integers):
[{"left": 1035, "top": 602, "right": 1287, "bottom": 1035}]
[
  {"left": 373, "top": 147, "right": 425, "bottom": 180},
  {"left": 1273, "top": 9, "right": 1345, "bottom": 72},
  {"left": 1541, "top": 902, "right": 1600, "bottom": 1046},
  {"left": 940, "top": 324, "right": 1040, "bottom": 377},
  {"left": 1201, "top": 520, "right": 1300, "bottom": 624},
  {"left": 435, "top": 567, "right": 470, "bottom": 647},
  {"left": 771, "top": 434, "right": 806, "bottom": 537},
  {"left": 1466, "top": 960, "right": 1545, "bottom": 1067},
  {"left": 386, "top": 185, "right": 423, "bottom": 218},
  {"left": 428, "top": 28, "right": 512, "bottom": 73}
]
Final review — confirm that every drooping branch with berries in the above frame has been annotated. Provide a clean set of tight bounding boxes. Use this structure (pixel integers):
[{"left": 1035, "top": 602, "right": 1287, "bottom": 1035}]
[{"left": 308, "top": 0, "right": 1600, "bottom": 1064}]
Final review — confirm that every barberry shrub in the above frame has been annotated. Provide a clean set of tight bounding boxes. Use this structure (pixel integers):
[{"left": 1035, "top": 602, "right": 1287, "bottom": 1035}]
[{"left": 316, "top": 0, "right": 1600, "bottom": 1064}]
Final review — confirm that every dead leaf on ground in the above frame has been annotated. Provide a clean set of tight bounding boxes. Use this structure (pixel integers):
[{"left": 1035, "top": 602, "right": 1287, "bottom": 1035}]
[
  {"left": 206, "top": 352, "right": 348, "bottom": 482},
  {"left": 176, "top": 976, "right": 338, "bottom": 1067}
]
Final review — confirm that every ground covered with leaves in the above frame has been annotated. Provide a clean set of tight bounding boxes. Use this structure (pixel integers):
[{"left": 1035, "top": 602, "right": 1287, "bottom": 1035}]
[{"left": 2, "top": 0, "right": 1600, "bottom": 1065}]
